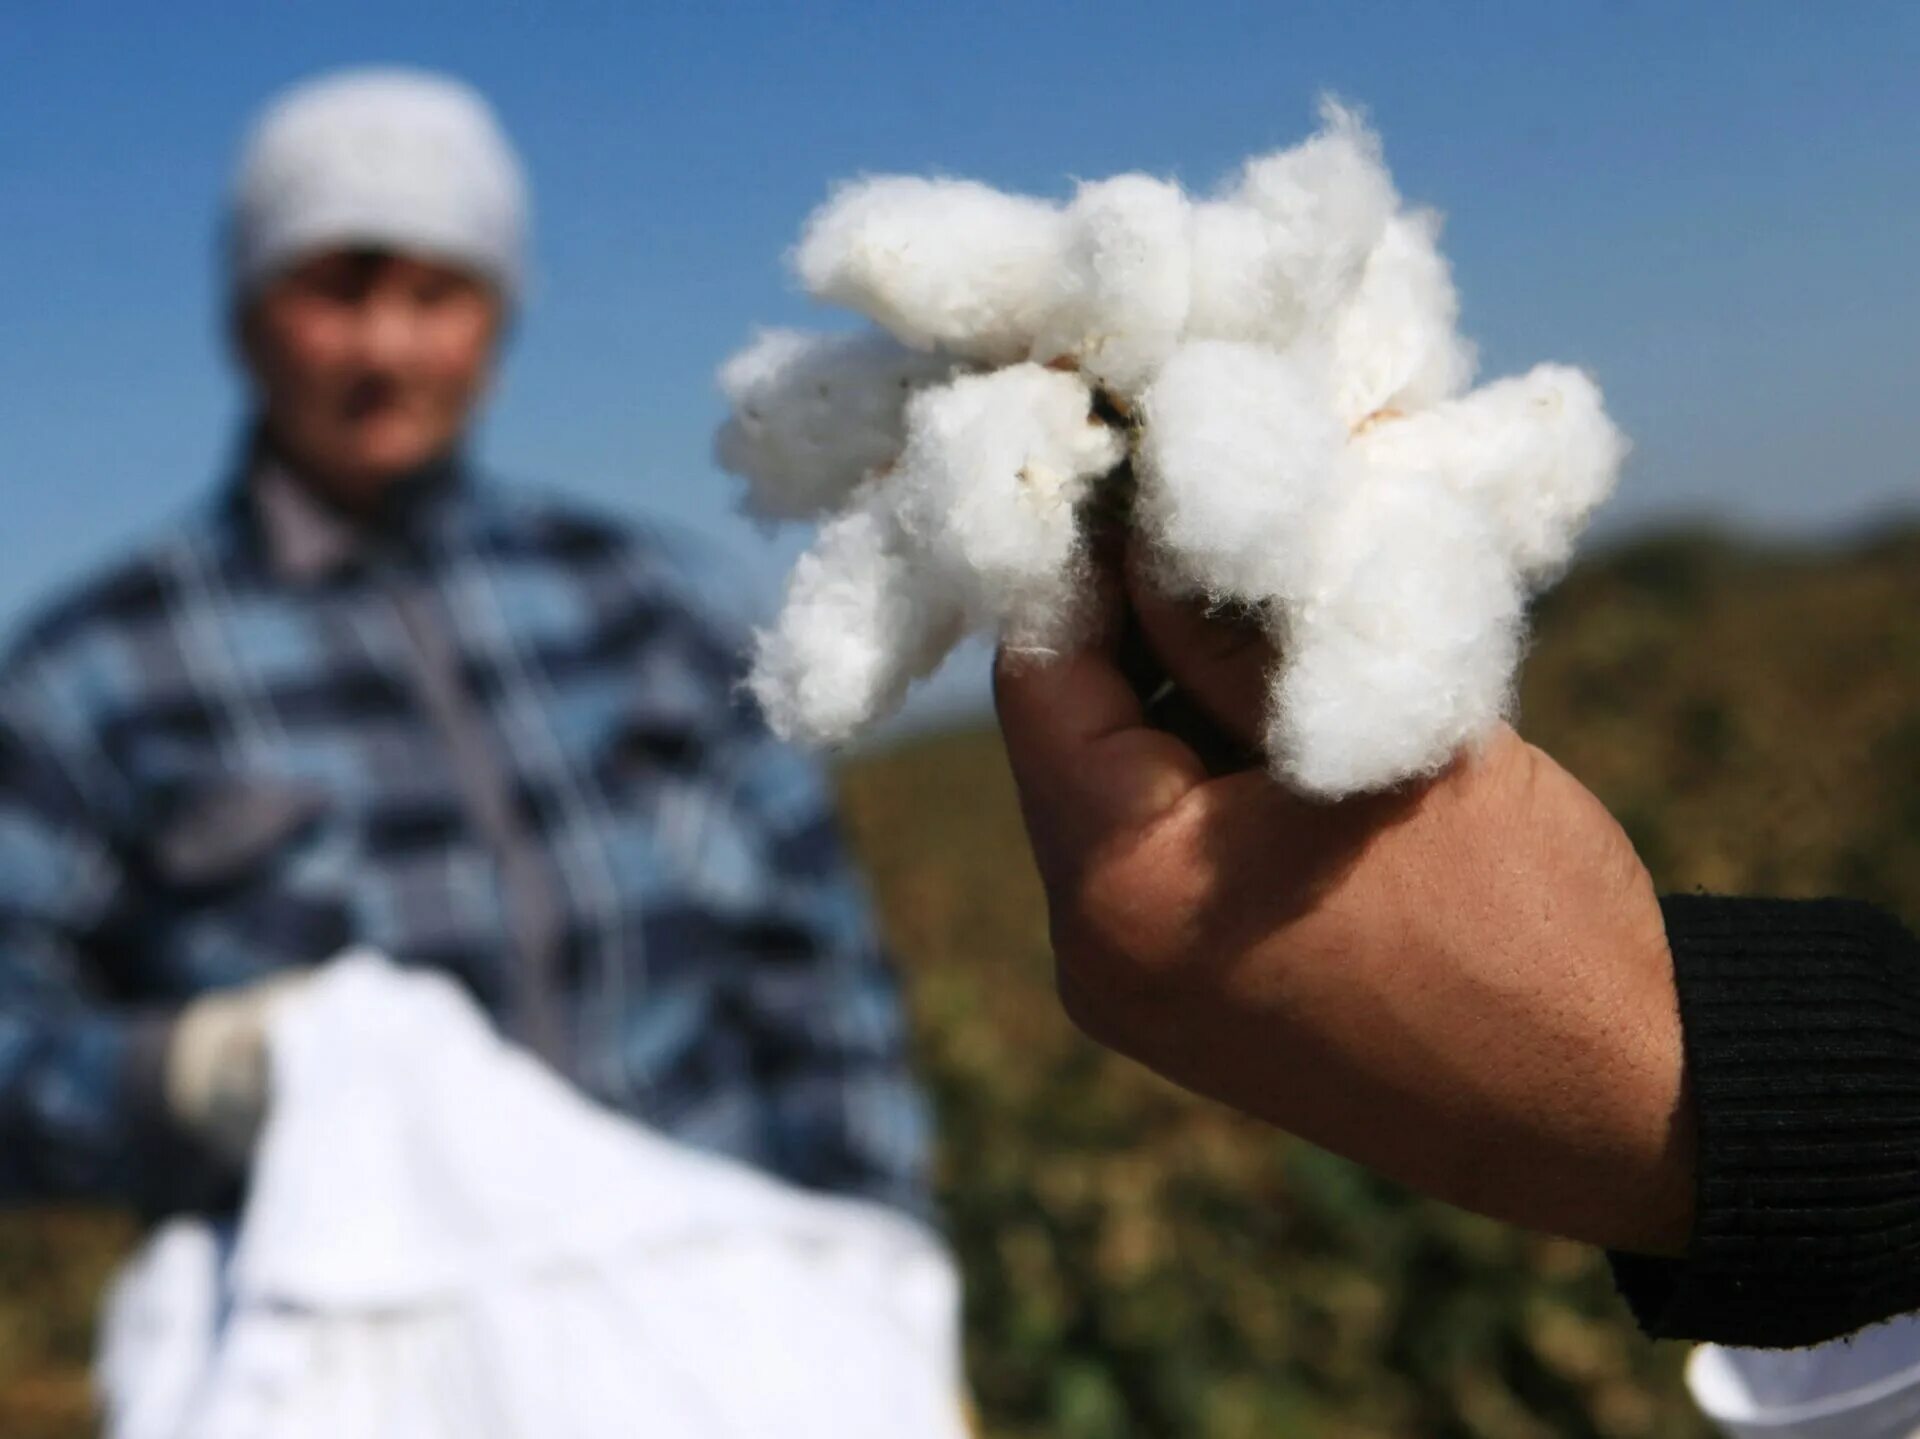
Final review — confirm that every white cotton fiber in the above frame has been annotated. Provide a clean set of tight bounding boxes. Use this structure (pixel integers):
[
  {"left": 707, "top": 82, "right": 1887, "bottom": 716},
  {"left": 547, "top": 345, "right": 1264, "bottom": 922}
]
[
  {"left": 1137, "top": 340, "right": 1346, "bottom": 602},
  {"left": 714, "top": 329, "right": 959, "bottom": 520},
  {"left": 1033, "top": 174, "right": 1194, "bottom": 397},
  {"left": 717, "top": 102, "right": 1626, "bottom": 794},
  {"left": 1273, "top": 470, "right": 1523, "bottom": 797},
  {"left": 893, "top": 364, "right": 1127, "bottom": 651},
  {"left": 1186, "top": 197, "right": 1292, "bottom": 345},
  {"left": 1350, "top": 364, "right": 1626, "bottom": 582},
  {"left": 747, "top": 488, "right": 963, "bottom": 745},
  {"left": 1329, "top": 210, "right": 1477, "bottom": 429},
  {"left": 794, "top": 176, "right": 1070, "bottom": 364},
  {"left": 1226, "top": 100, "right": 1398, "bottom": 338}
]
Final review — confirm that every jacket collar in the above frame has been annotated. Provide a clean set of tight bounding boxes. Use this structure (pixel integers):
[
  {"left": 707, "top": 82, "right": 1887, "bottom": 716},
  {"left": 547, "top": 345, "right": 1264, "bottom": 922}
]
[{"left": 230, "top": 430, "right": 472, "bottom": 585}]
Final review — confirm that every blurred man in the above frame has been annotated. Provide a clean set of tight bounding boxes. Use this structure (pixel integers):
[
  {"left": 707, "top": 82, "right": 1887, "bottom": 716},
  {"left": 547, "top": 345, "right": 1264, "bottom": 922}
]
[
  {"left": 995, "top": 554, "right": 1920, "bottom": 1349},
  {"left": 0, "top": 68, "right": 930, "bottom": 1221}
]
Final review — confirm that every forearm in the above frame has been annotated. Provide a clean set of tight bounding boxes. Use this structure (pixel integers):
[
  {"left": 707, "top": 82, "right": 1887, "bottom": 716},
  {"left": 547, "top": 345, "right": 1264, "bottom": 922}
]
[{"left": 1612, "top": 895, "right": 1920, "bottom": 1347}]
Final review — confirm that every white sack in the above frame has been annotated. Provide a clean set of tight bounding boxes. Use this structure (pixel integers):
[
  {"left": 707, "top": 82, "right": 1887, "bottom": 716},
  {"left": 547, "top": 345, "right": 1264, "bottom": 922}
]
[
  {"left": 96, "top": 953, "right": 967, "bottom": 1439},
  {"left": 1688, "top": 1319, "right": 1920, "bottom": 1439}
]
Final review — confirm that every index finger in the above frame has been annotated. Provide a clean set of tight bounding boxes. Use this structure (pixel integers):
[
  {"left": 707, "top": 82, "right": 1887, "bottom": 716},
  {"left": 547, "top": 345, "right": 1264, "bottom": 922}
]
[{"left": 993, "top": 628, "right": 1209, "bottom": 882}]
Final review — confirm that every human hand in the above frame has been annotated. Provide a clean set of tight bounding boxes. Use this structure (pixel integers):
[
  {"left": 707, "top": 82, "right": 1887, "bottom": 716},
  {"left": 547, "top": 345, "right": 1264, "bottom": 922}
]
[
  {"left": 164, "top": 970, "right": 314, "bottom": 1169},
  {"left": 993, "top": 551, "right": 1694, "bottom": 1256}
]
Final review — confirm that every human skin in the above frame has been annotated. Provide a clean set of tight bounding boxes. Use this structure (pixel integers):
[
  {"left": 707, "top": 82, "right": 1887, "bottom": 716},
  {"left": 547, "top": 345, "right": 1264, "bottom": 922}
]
[
  {"left": 234, "top": 248, "right": 502, "bottom": 510},
  {"left": 992, "top": 553, "right": 1696, "bottom": 1257}
]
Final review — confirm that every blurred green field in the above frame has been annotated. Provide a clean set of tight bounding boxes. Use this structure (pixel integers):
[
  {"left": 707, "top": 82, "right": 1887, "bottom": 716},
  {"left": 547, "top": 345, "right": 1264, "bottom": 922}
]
[{"left": 3, "top": 526, "right": 1916, "bottom": 1438}]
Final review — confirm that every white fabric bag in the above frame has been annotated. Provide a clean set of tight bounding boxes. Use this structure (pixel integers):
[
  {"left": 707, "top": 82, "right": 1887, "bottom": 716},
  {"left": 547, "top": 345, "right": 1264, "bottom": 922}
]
[
  {"left": 1689, "top": 1318, "right": 1920, "bottom": 1439},
  {"left": 96, "top": 953, "right": 967, "bottom": 1439}
]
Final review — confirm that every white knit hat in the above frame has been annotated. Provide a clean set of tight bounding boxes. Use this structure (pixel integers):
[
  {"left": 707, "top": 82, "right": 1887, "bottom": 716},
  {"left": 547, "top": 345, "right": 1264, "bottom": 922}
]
[{"left": 229, "top": 67, "right": 529, "bottom": 304}]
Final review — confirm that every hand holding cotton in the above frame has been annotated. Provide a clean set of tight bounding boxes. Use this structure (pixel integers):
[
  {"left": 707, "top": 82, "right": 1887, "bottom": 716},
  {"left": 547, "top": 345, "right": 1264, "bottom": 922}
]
[{"left": 716, "top": 102, "right": 1626, "bottom": 797}]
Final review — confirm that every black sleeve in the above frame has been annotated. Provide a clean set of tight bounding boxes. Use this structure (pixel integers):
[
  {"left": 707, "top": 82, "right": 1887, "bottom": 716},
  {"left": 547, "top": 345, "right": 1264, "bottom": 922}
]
[{"left": 1610, "top": 895, "right": 1920, "bottom": 1347}]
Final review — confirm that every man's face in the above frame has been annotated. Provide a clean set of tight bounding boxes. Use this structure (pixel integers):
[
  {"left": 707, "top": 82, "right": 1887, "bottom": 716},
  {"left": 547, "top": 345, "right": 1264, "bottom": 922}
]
[{"left": 237, "top": 248, "right": 502, "bottom": 507}]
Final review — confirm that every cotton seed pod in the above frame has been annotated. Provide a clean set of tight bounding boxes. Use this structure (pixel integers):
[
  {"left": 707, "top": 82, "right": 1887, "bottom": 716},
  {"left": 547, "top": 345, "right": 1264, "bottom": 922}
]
[
  {"left": 715, "top": 328, "right": 960, "bottom": 521},
  {"left": 893, "top": 363, "right": 1127, "bottom": 652},
  {"left": 1348, "top": 363, "right": 1627, "bottom": 583},
  {"left": 1136, "top": 339, "right": 1345, "bottom": 603},
  {"left": 1033, "top": 174, "right": 1194, "bottom": 398},
  {"left": 748, "top": 488, "right": 966, "bottom": 745},
  {"left": 794, "top": 176, "right": 1070, "bottom": 365},
  {"left": 1271, "top": 467, "right": 1524, "bottom": 797},
  {"left": 1329, "top": 209, "right": 1477, "bottom": 429}
]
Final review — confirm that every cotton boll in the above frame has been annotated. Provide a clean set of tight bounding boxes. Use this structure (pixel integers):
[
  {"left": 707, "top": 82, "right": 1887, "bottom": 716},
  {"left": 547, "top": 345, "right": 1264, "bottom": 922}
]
[
  {"left": 1351, "top": 364, "right": 1626, "bottom": 582},
  {"left": 715, "top": 329, "right": 960, "bottom": 520},
  {"left": 1227, "top": 99, "right": 1398, "bottom": 337},
  {"left": 748, "top": 487, "right": 965, "bottom": 745},
  {"left": 794, "top": 176, "right": 1071, "bottom": 364},
  {"left": 735, "top": 107, "right": 1624, "bottom": 789},
  {"left": 891, "top": 364, "right": 1126, "bottom": 651},
  {"left": 1136, "top": 340, "right": 1347, "bottom": 603},
  {"left": 1271, "top": 469, "right": 1522, "bottom": 798},
  {"left": 1329, "top": 210, "right": 1478, "bottom": 429},
  {"left": 1033, "top": 174, "right": 1194, "bottom": 398}
]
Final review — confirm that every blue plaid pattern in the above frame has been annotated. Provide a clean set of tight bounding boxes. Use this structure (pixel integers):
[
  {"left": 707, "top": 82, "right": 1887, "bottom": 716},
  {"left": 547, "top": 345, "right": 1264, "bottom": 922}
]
[{"left": 0, "top": 469, "right": 931, "bottom": 1217}]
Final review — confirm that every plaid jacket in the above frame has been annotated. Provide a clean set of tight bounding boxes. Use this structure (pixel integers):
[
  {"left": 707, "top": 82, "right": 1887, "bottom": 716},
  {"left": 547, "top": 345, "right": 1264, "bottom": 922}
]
[{"left": 0, "top": 460, "right": 931, "bottom": 1217}]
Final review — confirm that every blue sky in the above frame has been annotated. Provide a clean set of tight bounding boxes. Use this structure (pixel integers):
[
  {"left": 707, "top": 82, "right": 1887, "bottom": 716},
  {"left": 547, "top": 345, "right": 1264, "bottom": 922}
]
[{"left": 4, "top": 3, "right": 1917, "bottom": 722}]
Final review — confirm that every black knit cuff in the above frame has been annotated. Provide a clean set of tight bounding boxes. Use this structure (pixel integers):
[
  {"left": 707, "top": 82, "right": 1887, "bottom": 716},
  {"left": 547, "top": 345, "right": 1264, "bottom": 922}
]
[{"left": 1610, "top": 895, "right": 1920, "bottom": 1348}]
